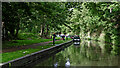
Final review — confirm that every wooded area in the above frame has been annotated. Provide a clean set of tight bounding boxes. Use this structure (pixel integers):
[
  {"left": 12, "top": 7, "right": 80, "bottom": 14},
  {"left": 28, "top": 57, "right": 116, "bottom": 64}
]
[{"left": 2, "top": 2, "right": 120, "bottom": 49}]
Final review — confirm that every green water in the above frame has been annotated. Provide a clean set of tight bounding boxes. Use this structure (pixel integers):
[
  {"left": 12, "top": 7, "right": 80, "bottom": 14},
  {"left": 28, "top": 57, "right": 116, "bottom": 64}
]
[{"left": 34, "top": 40, "right": 119, "bottom": 67}]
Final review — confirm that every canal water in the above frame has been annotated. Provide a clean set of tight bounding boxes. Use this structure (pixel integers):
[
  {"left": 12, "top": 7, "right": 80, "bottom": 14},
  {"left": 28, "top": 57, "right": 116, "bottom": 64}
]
[{"left": 33, "top": 40, "right": 119, "bottom": 67}]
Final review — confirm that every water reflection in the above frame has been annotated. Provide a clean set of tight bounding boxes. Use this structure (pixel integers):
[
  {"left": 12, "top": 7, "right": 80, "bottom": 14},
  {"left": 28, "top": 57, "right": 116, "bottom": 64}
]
[
  {"left": 33, "top": 40, "right": 119, "bottom": 67},
  {"left": 65, "top": 58, "right": 70, "bottom": 68},
  {"left": 54, "top": 62, "right": 58, "bottom": 68},
  {"left": 74, "top": 42, "right": 80, "bottom": 45}
]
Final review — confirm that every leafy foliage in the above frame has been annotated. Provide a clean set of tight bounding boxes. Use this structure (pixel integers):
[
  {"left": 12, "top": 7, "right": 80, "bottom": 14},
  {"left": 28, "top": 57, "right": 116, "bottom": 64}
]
[{"left": 2, "top": 2, "right": 120, "bottom": 54}]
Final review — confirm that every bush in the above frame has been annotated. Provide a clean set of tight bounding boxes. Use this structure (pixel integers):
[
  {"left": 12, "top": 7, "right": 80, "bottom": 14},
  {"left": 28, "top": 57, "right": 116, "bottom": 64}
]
[{"left": 18, "top": 33, "right": 41, "bottom": 40}]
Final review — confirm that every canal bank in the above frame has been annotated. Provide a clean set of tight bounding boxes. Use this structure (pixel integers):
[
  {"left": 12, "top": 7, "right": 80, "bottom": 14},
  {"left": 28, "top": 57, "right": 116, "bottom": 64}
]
[{"left": 1, "top": 40, "right": 73, "bottom": 67}]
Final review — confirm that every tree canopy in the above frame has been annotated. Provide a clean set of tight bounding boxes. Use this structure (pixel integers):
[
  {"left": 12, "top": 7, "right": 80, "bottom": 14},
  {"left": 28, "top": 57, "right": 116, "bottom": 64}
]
[{"left": 2, "top": 2, "right": 120, "bottom": 46}]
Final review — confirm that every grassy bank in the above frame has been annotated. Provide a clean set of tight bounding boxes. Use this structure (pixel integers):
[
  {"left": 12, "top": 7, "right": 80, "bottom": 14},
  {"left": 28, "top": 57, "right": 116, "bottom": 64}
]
[
  {"left": 1, "top": 39, "right": 72, "bottom": 63},
  {"left": 1, "top": 45, "right": 53, "bottom": 63},
  {"left": 3, "top": 33, "right": 63, "bottom": 49},
  {"left": 2, "top": 39, "right": 53, "bottom": 49}
]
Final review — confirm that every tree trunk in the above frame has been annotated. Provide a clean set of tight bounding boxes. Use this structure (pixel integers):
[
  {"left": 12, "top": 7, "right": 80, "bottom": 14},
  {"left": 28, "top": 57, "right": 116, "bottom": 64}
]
[
  {"left": 10, "top": 28, "right": 15, "bottom": 39},
  {"left": 45, "top": 25, "right": 49, "bottom": 37},
  {"left": 15, "top": 28, "right": 19, "bottom": 39},
  {"left": 40, "top": 25, "right": 43, "bottom": 36},
  {"left": 15, "top": 22, "right": 20, "bottom": 39},
  {"left": 40, "top": 24, "right": 45, "bottom": 37},
  {"left": 2, "top": 27, "right": 5, "bottom": 40}
]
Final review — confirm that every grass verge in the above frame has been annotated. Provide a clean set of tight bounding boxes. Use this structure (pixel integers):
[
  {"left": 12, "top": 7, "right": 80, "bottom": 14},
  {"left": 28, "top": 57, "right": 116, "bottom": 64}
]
[
  {"left": 1, "top": 45, "right": 53, "bottom": 63},
  {"left": 1, "top": 39, "right": 72, "bottom": 63},
  {"left": 2, "top": 39, "right": 52, "bottom": 49},
  {"left": 2, "top": 37, "right": 62, "bottom": 49}
]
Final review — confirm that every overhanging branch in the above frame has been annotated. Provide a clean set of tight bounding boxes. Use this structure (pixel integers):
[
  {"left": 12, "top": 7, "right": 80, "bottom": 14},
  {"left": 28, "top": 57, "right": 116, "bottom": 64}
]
[{"left": 63, "top": 23, "right": 73, "bottom": 30}]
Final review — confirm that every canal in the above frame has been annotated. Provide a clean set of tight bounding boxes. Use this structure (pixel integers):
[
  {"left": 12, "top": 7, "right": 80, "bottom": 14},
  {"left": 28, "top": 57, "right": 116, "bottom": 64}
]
[{"left": 32, "top": 40, "right": 120, "bottom": 67}]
